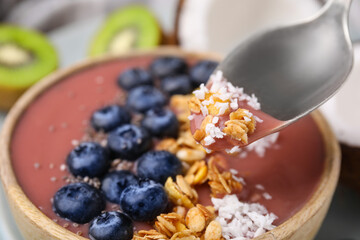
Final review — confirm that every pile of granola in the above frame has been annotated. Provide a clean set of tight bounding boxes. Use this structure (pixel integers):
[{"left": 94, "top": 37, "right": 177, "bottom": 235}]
[
  {"left": 134, "top": 204, "right": 222, "bottom": 240},
  {"left": 134, "top": 94, "right": 247, "bottom": 239}
]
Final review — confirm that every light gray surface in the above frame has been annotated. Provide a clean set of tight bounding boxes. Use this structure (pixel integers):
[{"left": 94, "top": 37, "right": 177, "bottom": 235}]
[
  {"left": 49, "top": 16, "right": 104, "bottom": 67},
  {"left": 1, "top": 8, "right": 360, "bottom": 240}
]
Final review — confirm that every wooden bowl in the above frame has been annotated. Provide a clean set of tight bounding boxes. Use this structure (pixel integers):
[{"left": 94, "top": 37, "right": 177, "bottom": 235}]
[{"left": 0, "top": 47, "right": 340, "bottom": 240}]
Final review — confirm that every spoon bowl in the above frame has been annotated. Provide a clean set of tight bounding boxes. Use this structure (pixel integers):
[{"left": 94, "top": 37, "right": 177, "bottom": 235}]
[{"left": 218, "top": 0, "right": 353, "bottom": 142}]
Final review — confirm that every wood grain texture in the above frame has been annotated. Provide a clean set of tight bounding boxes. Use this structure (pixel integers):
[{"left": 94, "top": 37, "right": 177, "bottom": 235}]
[{"left": 0, "top": 47, "right": 340, "bottom": 240}]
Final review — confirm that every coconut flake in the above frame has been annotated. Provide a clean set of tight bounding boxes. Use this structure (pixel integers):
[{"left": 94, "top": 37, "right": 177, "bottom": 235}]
[
  {"left": 215, "top": 102, "right": 229, "bottom": 115},
  {"left": 229, "top": 168, "right": 238, "bottom": 175},
  {"left": 244, "top": 116, "right": 251, "bottom": 122},
  {"left": 229, "top": 169, "right": 246, "bottom": 185},
  {"left": 205, "top": 123, "right": 225, "bottom": 139},
  {"left": 202, "top": 96, "right": 214, "bottom": 106},
  {"left": 200, "top": 104, "right": 209, "bottom": 116},
  {"left": 204, "top": 135, "right": 215, "bottom": 146},
  {"left": 245, "top": 133, "right": 279, "bottom": 157},
  {"left": 204, "top": 147, "right": 213, "bottom": 153},
  {"left": 263, "top": 193, "right": 272, "bottom": 200},
  {"left": 230, "top": 133, "right": 279, "bottom": 158},
  {"left": 193, "top": 84, "right": 208, "bottom": 99},
  {"left": 60, "top": 164, "right": 67, "bottom": 172},
  {"left": 247, "top": 94, "right": 261, "bottom": 110},
  {"left": 212, "top": 195, "right": 277, "bottom": 239},
  {"left": 226, "top": 146, "right": 241, "bottom": 154},
  {"left": 254, "top": 115, "right": 264, "bottom": 123},
  {"left": 230, "top": 100, "right": 239, "bottom": 110},
  {"left": 212, "top": 116, "right": 219, "bottom": 124}
]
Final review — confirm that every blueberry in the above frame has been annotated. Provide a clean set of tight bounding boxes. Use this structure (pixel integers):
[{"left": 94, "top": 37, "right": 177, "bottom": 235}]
[
  {"left": 120, "top": 180, "right": 168, "bottom": 221},
  {"left": 53, "top": 183, "right": 105, "bottom": 224},
  {"left": 91, "top": 105, "right": 131, "bottom": 132},
  {"left": 117, "top": 68, "right": 153, "bottom": 90},
  {"left": 137, "top": 151, "right": 182, "bottom": 184},
  {"left": 141, "top": 108, "right": 179, "bottom": 138},
  {"left": 107, "top": 124, "right": 151, "bottom": 161},
  {"left": 89, "top": 211, "right": 133, "bottom": 240},
  {"left": 190, "top": 60, "right": 218, "bottom": 87},
  {"left": 150, "top": 57, "right": 188, "bottom": 78},
  {"left": 160, "top": 75, "right": 193, "bottom": 95},
  {"left": 126, "top": 86, "right": 166, "bottom": 113},
  {"left": 101, "top": 170, "right": 139, "bottom": 204},
  {"left": 67, "top": 142, "right": 110, "bottom": 178}
]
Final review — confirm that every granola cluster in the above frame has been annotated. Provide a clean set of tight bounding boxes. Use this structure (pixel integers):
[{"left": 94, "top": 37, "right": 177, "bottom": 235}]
[
  {"left": 223, "top": 109, "right": 256, "bottom": 145},
  {"left": 207, "top": 156, "right": 243, "bottom": 197},
  {"left": 188, "top": 71, "right": 259, "bottom": 147}
]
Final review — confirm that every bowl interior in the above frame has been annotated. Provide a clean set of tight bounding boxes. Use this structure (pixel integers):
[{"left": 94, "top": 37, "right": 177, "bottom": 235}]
[{"left": 0, "top": 47, "right": 340, "bottom": 240}]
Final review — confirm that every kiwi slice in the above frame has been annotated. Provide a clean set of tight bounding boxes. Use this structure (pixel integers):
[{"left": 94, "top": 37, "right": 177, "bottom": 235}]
[
  {"left": 0, "top": 25, "right": 58, "bottom": 110},
  {"left": 89, "top": 5, "right": 161, "bottom": 57}
]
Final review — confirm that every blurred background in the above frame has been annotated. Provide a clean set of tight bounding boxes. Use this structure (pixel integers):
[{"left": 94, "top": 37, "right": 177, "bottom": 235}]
[
  {"left": 0, "top": 0, "right": 360, "bottom": 239},
  {"left": 0, "top": 0, "right": 359, "bottom": 67}
]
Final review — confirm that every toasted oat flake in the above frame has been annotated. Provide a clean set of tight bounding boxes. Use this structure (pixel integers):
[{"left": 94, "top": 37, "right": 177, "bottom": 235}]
[
  {"left": 185, "top": 161, "right": 208, "bottom": 185},
  {"left": 185, "top": 207, "right": 206, "bottom": 232},
  {"left": 133, "top": 229, "right": 168, "bottom": 240},
  {"left": 204, "top": 221, "right": 222, "bottom": 240},
  {"left": 164, "top": 176, "right": 197, "bottom": 208}
]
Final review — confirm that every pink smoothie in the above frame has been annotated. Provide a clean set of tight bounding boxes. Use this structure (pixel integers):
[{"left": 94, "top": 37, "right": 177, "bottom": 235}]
[{"left": 10, "top": 56, "right": 324, "bottom": 238}]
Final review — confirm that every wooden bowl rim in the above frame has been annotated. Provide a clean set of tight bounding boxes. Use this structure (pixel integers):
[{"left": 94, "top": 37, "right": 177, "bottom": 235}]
[{"left": 0, "top": 47, "right": 340, "bottom": 240}]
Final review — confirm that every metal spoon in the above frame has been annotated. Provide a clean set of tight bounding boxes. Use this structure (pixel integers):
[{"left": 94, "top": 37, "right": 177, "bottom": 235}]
[{"left": 217, "top": 0, "right": 353, "bottom": 144}]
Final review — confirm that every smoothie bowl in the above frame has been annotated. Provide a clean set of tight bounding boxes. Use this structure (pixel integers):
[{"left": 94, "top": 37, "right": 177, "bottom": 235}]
[{"left": 0, "top": 48, "right": 340, "bottom": 240}]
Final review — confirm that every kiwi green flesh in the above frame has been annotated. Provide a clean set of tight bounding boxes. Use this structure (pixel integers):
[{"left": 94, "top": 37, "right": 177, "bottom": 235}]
[
  {"left": 89, "top": 5, "right": 161, "bottom": 57},
  {"left": 0, "top": 25, "right": 58, "bottom": 89}
]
